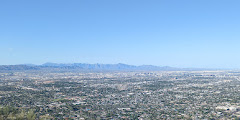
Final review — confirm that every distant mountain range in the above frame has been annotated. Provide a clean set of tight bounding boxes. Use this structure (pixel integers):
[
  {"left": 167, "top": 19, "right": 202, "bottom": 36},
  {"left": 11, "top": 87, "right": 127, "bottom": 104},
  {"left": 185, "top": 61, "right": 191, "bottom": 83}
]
[
  {"left": 41, "top": 62, "right": 177, "bottom": 70},
  {"left": 0, "top": 63, "right": 212, "bottom": 71}
]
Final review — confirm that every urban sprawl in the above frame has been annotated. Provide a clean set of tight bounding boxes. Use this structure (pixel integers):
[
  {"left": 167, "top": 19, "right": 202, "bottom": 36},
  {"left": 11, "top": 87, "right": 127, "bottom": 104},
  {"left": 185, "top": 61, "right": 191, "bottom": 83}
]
[{"left": 0, "top": 70, "right": 240, "bottom": 119}]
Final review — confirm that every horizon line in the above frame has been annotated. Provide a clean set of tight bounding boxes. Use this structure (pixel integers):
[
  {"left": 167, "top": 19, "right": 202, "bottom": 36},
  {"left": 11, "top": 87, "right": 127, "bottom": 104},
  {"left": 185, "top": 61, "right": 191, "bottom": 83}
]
[{"left": 0, "top": 62, "right": 237, "bottom": 70}]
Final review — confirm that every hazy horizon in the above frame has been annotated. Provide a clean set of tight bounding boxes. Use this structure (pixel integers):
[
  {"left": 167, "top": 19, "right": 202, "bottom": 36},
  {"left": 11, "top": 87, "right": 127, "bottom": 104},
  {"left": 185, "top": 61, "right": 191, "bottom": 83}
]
[{"left": 0, "top": 62, "right": 237, "bottom": 70}]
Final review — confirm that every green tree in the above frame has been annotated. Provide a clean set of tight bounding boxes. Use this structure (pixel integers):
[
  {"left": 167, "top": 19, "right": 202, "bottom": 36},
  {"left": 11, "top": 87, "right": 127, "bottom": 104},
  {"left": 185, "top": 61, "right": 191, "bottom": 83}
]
[{"left": 27, "top": 109, "right": 36, "bottom": 120}]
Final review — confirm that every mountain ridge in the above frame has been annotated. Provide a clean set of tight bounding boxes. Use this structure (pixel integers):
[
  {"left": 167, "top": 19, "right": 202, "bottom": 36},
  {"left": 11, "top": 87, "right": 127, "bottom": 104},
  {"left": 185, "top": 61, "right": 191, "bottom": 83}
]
[
  {"left": 0, "top": 63, "right": 178, "bottom": 71},
  {"left": 0, "top": 63, "right": 219, "bottom": 71},
  {"left": 40, "top": 62, "right": 175, "bottom": 70}
]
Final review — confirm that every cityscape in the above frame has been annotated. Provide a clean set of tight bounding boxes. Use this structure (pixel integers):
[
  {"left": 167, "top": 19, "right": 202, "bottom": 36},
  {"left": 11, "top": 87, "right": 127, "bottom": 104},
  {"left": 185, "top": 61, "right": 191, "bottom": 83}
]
[
  {"left": 1, "top": 66, "right": 240, "bottom": 119},
  {"left": 2, "top": 0, "right": 240, "bottom": 119}
]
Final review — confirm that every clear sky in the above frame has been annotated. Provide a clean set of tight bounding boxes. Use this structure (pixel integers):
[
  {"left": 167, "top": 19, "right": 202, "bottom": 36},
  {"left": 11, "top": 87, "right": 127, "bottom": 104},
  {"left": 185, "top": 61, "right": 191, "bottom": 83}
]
[{"left": 1, "top": 0, "right": 240, "bottom": 68}]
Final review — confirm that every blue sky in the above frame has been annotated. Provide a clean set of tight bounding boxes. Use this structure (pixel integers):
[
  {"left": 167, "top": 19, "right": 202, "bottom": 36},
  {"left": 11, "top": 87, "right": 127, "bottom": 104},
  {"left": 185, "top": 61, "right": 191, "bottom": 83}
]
[{"left": 1, "top": 0, "right": 240, "bottom": 68}]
